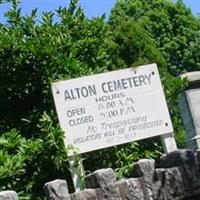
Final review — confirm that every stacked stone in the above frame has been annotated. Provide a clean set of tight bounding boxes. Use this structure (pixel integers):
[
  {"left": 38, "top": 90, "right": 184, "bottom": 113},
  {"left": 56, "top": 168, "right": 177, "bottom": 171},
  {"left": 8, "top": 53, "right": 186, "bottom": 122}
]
[
  {"left": 0, "top": 191, "right": 18, "bottom": 200},
  {"left": 43, "top": 179, "right": 70, "bottom": 200},
  {"left": 41, "top": 149, "right": 200, "bottom": 199},
  {"left": 3, "top": 149, "right": 200, "bottom": 199}
]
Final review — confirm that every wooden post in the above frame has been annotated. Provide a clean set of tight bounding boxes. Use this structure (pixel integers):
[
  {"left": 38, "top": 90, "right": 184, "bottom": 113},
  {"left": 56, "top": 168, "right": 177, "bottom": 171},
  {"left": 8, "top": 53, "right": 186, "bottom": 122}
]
[{"left": 161, "top": 133, "right": 177, "bottom": 153}]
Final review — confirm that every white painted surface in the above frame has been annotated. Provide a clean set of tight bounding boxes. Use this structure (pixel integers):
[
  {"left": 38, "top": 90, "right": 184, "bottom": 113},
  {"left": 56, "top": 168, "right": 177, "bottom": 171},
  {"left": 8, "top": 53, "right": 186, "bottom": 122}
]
[
  {"left": 52, "top": 64, "right": 173, "bottom": 155},
  {"left": 68, "top": 156, "right": 83, "bottom": 191},
  {"left": 186, "top": 89, "right": 200, "bottom": 136},
  {"left": 161, "top": 133, "right": 177, "bottom": 153},
  {"left": 180, "top": 71, "right": 200, "bottom": 82}
]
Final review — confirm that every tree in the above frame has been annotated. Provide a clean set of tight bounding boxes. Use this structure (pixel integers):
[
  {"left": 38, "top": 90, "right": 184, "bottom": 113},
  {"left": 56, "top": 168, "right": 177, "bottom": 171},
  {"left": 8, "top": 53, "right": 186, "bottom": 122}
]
[
  {"left": 110, "top": 0, "right": 200, "bottom": 75},
  {"left": 0, "top": 0, "right": 113, "bottom": 198},
  {"left": 107, "top": 16, "right": 166, "bottom": 69},
  {"left": 0, "top": 1, "right": 112, "bottom": 136},
  {"left": 0, "top": 0, "right": 188, "bottom": 198}
]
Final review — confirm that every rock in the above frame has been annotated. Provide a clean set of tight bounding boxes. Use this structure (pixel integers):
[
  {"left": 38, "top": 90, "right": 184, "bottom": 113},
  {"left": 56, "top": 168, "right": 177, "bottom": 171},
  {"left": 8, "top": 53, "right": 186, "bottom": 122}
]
[
  {"left": 95, "top": 188, "right": 107, "bottom": 200},
  {"left": 85, "top": 168, "right": 121, "bottom": 199},
  {"left": 0, "top": 191, "right": 18, "bottom": 200},
  {"left": 161, "top": 149, "right": 199, "bottom": 197},
  {"left": 114, "top": 180, "right": 129, "bottom": 200},
  {"left": 96, "top": 184, "right": 122, "bottom": 200},
  {"left": 154, "top": 168, "right": 167, "bottom": 200},
  {"left": 85, "top": 168, "right": 116, "bottom": 189},
  {"left": 43, "top": 179, "right": 70, "bottom": 200},
  {"left": 196, "top": 150, "right": 200, "bottom": 173},
  {"left": 133, "top": 159, "right": 155, "bottom": 180},
  {"left": 70, "top": 189, "right": 98, "bottom": 200},
  {"left": 127, "top": 178, "right": 147, "bottom": 200},
  {"left": 160, "top": 150, "right": 192, "bottom": 168},
  {"left": 156, "top": 167, "right": 185, "bottom": 200},
  {"left": 128, "top": 178, "right": 149, "bottom": 200},
  {"left": 133, "top": 159, "right": 155, "bottom": 199}
]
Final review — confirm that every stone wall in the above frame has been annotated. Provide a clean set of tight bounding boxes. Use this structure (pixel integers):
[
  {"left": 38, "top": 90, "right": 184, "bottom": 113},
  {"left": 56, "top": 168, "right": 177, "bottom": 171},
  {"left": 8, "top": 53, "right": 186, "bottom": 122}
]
[
  {"left": 43, "top": 149, "right": 200, "bottom": 200},
  {"left": 2, "top": 149, "right": 200, "bottom": 200},
  {"left": 0, "top": 191, "right": 18, "bottom": 200}
]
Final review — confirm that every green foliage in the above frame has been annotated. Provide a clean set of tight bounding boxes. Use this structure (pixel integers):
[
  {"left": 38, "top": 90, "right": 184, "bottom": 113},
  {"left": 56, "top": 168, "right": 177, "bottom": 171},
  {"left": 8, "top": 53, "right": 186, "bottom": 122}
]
[
  {"left": 84, "top": 139, "right": 162, "bottom": 178},
  {"left": 160, "top": 69, "right": 188, "bottom": 145},
  {"left": 0, "top": 0, "right": 198, "bottom": 198},
  {"left": 108, "top": 16, "right": 166, "bottom": 69},
  {"left": 0, "top": 1, "right": 112, "bottom": 198},
  {"left": 0, "top": 0, "right": 112, "bottom": 135},
  {"left": 0, "top": 129, "right": 39, "bottom": 181},
  {"left": 0, "top": 114, "right": 69, "bottom": 199},
  {"left": 0, "top": 129, "right": 40, "bottom": 199},
  {"left": 110, "top": 0, "right": 200, "bottom": 75}
]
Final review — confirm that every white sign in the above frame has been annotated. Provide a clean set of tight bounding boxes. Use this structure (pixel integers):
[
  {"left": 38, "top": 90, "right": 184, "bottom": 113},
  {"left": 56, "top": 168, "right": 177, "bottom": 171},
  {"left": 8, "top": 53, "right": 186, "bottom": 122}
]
[{"left": 52, "top": 64, "right": 173, "bottom": 155}]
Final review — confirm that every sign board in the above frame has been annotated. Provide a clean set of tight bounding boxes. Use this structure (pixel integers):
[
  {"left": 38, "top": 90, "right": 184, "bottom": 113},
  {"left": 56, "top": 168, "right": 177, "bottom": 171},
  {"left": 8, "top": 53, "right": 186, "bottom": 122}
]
[{"left": 52, "top": 64, "right": 173, "bottom": 155}]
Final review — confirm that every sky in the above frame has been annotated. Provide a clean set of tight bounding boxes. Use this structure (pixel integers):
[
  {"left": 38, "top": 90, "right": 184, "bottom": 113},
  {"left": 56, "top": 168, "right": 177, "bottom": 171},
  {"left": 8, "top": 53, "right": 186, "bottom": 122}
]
[
  {"left": 0, "top": 0, "right": 115, "bottom": 23},
  {"left": 0, "top": 0, "right": 199, "bottom": 23}
]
